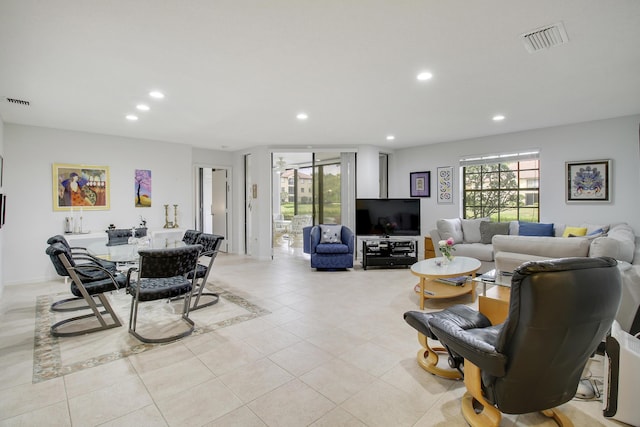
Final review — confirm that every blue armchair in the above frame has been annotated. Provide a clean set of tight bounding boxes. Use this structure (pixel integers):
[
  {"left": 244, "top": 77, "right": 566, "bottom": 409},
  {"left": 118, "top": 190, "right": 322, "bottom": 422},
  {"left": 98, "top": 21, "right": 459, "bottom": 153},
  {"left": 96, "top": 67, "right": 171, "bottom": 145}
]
[{"left": 309, "top": 225, "right": 355, "bottom": 270}]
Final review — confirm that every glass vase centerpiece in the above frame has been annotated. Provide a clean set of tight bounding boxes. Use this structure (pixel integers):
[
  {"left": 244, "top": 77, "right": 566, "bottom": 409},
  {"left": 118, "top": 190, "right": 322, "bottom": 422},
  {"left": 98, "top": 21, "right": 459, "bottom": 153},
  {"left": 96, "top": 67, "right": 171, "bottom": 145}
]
[{"left": 438, "top": 237, "right": 456, "bottom": 265}]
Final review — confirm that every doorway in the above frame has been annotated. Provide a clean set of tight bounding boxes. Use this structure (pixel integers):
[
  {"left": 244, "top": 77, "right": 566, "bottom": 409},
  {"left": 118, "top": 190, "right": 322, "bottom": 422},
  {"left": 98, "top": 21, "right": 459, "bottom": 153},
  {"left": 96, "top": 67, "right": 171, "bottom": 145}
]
[
  {"left": 271, "top": 152, "right": 354, "bottom": 257},
  {"left": 195, "top": 166, "right": 230, "bottom": 253}
]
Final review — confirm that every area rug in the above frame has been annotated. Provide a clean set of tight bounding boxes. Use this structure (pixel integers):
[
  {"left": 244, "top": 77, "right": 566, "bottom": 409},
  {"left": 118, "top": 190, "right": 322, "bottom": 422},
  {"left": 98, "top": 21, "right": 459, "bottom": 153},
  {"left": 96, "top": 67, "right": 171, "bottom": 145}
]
[{"left": 33, "top": 283, "right": 270, "bottom": 383}]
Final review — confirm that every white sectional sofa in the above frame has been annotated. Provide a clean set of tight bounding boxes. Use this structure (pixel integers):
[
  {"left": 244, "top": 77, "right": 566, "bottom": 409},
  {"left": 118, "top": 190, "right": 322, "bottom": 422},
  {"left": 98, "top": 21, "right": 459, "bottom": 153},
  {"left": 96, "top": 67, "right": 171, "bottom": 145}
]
[
  {"left": 430, "top": 217, "right": 640, "bottom": 333},
  {"left": 429, "top": 217, "right": 514, "bottom": 272}
]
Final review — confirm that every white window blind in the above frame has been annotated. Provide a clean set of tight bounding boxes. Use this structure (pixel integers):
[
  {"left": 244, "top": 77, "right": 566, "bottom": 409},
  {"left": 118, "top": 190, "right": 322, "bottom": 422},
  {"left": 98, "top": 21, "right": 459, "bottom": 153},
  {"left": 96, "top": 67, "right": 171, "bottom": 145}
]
[{"left": 460, "top": 150, "right": 540, "bottom": 167}]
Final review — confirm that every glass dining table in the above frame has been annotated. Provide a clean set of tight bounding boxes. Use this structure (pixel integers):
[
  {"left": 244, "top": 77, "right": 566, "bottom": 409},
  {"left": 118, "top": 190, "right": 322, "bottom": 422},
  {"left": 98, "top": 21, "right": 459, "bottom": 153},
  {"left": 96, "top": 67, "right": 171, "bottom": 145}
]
[{"left": 87, "top": 238, "right": 185, "bottom": 269}]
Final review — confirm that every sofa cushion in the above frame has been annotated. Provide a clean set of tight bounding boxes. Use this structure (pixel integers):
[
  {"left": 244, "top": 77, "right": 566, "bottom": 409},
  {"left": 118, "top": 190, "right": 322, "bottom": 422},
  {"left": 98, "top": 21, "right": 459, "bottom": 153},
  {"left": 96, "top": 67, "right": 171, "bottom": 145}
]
[
  {"left": 480, "top": 222, "right": 510, "bottom": 244},
  {"left": 461, "top": 218, "right": 489, "bottom": 243},
  {"left": 583, "top": 224, "right": 610, "bottom": 235},
  {"left": 320, "top": 225, "right": 342, "bottom": 243},
  {"left": 452, "top": 243, "right": 495, "bottom": 262},
  {"left": 562, "top": 226, "right": 587, "bottom": 238},
  {"left": 518, "top": 222, "right": 554, "bottom": 237},
  {"left": 493, "top": 235, "right": 591, "bottom": 258},
  {"left": 589, "top": 224, "right": 635, "bottom": 263},
  {"left": 437, "top": 218, "right": 463, "bottom": 244},
  {"left": 315, "top": 243, "right": 349, "bottom": 254}
]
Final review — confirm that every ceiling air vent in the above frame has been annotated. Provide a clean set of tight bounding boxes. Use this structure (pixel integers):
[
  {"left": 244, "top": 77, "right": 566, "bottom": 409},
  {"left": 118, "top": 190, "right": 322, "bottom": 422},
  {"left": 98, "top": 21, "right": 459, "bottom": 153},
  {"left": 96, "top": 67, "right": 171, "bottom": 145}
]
[
  {"left": 4, "top": 97, "right": 30, "bottom": 106},
  {"left": 521, "top": 22, "right": 569, "bottom": 53}
]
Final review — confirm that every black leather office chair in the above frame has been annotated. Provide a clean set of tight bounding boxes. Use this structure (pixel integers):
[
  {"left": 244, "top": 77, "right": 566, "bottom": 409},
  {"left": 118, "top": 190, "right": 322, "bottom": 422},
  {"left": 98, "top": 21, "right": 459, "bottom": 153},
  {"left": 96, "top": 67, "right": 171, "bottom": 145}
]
[
  {"left": 125, "top": 245, "right": 202, "bottom": 343},
  {"left": 46, "top": 243, "right": 125, "bottom": 337},
  {"left": 428, "top": 257, "right": 622, "bottom": 427}
]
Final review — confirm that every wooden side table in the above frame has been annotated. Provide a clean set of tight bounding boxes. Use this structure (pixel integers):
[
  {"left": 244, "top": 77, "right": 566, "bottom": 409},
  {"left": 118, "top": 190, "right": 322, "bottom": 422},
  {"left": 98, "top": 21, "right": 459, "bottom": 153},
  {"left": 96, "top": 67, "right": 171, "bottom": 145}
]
[{"left": 424, "top": 236, "right": 436, "bottom": 259}]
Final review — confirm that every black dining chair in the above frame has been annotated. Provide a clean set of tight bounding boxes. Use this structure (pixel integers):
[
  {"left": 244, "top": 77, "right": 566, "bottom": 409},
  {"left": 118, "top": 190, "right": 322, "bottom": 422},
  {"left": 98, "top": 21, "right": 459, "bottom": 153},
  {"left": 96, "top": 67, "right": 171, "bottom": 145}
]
[
  {"left": 47, "top": 234, "right": 118, "bottom": 274},
  {"left": 125, "top": 244, "right": 202, "bottom": 343},
  {"left": 182, "top": 229, "right": 203, "bottom": 245},
  {"left": 46, "top": 242, "right": 125, "bottom": 337},
  {"left": 187, "top": 233, "right": 224, "bottom": 310}
]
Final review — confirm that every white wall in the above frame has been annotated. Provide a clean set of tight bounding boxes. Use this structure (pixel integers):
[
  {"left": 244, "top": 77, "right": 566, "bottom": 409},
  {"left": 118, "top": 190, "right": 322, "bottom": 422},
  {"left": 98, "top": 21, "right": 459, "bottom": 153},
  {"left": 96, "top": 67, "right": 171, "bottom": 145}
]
[
  {"left": 0, "top": 116, "right": 4, "bottom": 299},
  {"left": 356, "top": 145, "right": 381, "bottom": 198},
  {"left": 2, "top": 124, "right": 231, "bottom": 284},
  {"left": 393, "top": 115, "right": 640, "bottom": 235}
]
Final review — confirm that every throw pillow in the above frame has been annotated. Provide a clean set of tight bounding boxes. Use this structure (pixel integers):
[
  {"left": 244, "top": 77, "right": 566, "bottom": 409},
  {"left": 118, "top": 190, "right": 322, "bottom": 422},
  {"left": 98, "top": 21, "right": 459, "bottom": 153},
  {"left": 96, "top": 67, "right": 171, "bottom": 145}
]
[
  {"left": 584, "top": 224, "right": 610, "bottom": 235},
  {"left": 436, "top": 218, "right": 463, "bottom": 244},
  {"left": 320, "top": 225, "right": 342, "bottom": 243},
  {"left": 562, "top": 226, "right": 587, "bottom": 238},
  {"left": 480, "top": 221, "right": 510, "bottom": 244},
  {"left": 518, "top": 221, "right": 554, "bottom": 237},
  {"left": 461, "top": 218, "right": 489, "bottom": 243}
]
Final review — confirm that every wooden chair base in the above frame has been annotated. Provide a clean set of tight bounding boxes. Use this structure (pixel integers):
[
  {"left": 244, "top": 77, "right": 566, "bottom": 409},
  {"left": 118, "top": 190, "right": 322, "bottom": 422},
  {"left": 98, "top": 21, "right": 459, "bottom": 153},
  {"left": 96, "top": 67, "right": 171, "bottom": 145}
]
[
  {"left": 416, "top": 333, "right": 462, "bottom": 380},
  {"left": 462, "top": 361, "right": 573, "bottom": 427}
]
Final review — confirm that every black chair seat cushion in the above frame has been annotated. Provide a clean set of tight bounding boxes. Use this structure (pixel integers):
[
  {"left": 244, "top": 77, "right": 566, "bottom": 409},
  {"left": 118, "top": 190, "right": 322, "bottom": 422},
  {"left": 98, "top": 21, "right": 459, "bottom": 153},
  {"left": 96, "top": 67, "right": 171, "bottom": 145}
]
[
  {"left": 71, "top": 273, "right": 127, "bottom": 297},
  {"left": 186, "top": 264, "right": 207, "bottom": 280},
  {"left": 404, "top": 304, "right": 491, "bottom": 340},
  {"left": 315, "top": 243, "right": 349, "bottom": 254},
  {"left": 128, "top": 276, "right": 193, "bottom": 301}
]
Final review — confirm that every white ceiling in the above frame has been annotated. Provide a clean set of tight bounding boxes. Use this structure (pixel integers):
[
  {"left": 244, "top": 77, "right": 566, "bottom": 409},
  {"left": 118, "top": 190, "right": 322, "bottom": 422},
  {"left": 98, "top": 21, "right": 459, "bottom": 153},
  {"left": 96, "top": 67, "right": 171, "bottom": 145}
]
[{"left": 1, "top": 1, "right": 639, "bottom": 152}]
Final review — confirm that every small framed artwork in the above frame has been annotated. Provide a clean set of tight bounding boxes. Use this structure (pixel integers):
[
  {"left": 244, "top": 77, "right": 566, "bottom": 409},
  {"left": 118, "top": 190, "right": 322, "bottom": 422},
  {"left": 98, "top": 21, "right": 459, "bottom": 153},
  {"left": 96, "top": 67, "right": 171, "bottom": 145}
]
[
  {"left": 1, "top": 194, "right": 5, "bottom": 226},
  {"left": 134, "top": 169, "right": 152, "bottom": 207},
  {"left": 410, "top": 171, "right": 431, "bottom": 197},
  {"left": 52, "top": 163, "right": 111, "bottom": 211},
  {"left": 566, "top": 159, "right": 611, "bottom": 203},
  {"left": 437, "top": 166, "right": 454, "bottom": 204}
]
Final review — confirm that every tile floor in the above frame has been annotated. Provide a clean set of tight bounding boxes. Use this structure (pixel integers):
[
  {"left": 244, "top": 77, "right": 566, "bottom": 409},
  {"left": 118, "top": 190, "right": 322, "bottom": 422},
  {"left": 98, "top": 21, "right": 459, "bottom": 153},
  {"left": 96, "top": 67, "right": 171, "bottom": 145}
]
[{"left": 0, "top": 245, "right": 619, "bottom": 426}]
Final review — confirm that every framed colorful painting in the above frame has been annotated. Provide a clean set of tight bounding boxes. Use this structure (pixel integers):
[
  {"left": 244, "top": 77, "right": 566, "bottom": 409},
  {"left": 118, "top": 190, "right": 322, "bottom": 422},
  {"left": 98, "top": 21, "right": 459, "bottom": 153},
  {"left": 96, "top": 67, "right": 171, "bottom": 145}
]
[
  {"left": 135, "top": 169, "right": 152, "bottom": 207},
  {"left": 52, "top": 163, "right": 110, "bottom": 211},
  {"left": 565, "top": 159, "right": 611, "bottom": 203}
]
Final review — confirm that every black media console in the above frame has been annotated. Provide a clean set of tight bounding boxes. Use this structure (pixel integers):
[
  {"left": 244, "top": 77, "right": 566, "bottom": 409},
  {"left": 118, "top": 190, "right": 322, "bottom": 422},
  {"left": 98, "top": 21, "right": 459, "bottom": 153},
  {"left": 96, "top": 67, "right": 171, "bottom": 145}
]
[{"left": 361, "top": 238, "right": 418, "bottom": 270}]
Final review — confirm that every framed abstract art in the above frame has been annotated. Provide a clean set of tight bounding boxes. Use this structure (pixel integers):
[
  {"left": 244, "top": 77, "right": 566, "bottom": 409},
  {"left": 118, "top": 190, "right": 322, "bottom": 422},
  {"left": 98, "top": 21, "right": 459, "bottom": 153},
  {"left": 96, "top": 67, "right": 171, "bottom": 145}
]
[
  {"left": 565, "top": 159, "right": 611, "bottom": 203},
  {"left": 437, "top": 166, "right": 454, "bottom": 204}
]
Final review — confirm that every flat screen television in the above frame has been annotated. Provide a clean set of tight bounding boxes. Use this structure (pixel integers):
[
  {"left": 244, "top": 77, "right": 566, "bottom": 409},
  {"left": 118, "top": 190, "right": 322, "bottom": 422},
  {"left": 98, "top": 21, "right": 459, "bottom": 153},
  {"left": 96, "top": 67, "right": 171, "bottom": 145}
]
[{"left": 355, "top": 198, "right": 421, "bottom": 236}]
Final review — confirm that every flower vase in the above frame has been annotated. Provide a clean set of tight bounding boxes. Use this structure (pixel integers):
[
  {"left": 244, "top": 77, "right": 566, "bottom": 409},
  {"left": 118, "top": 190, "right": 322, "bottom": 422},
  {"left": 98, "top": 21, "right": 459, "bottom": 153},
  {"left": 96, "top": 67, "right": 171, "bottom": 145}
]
[{"left": 441, "top": 255, "right": 451, "bottom": 266}]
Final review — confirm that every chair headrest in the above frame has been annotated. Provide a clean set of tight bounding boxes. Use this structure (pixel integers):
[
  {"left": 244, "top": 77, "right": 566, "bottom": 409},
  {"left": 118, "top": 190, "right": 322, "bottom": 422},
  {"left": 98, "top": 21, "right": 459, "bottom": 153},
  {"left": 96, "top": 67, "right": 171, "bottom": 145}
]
[
  {"left": 46, "top": 243, "right": 74, "bottom": 276},
  {"left": 47, "top": 235, "right": 69, "bottom": 248}
]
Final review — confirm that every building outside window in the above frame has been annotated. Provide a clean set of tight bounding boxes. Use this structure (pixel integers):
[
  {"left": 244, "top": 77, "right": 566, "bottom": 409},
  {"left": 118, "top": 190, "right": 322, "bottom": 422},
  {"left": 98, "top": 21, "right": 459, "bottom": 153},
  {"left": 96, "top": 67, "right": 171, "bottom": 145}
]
[{"left": 462, "top": 151, "right": 540, "bottom": 222}]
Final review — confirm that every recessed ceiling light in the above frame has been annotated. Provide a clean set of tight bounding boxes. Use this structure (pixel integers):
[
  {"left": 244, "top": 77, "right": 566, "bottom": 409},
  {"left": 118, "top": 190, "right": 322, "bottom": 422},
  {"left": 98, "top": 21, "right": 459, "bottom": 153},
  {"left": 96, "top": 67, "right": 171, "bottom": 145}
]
[
  {"left": 416, "top": 71, "right": 433, "bottom": 81},
  {"left": 493, "top": 114, "right": 506, "bottom": 121},
  {"left": 296, "top": 113, "right": 308, "bottom": 120},
  {"left": 126, "top": 114, "right": 138, "bottom": 121},
  {"left": 386, "top": 135, "right": 395, "bottom": 141},
  {"left": 149, "top": 91, "right": 165, "bottom": 99},
  {"left": 136, "top": 104, "right": 150, "bottom": 111}
]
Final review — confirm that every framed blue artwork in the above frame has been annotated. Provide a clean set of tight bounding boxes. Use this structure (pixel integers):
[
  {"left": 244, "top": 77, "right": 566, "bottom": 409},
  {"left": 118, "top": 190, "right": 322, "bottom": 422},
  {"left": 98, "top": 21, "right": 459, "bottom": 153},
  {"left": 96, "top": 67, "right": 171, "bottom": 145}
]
[{"left": 565, "top": 159, "right": 611, "bottom": 203}]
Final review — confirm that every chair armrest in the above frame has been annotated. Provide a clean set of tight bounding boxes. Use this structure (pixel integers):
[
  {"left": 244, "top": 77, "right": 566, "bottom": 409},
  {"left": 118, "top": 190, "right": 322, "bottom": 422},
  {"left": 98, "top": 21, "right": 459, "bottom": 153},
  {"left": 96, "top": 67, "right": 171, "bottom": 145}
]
[
  {"left": 310, "top": 226, "right": 321, "bottom": 253},
  {"left": 429, "top": 318, "right": 507, "bottom": 377},
  {"left": 73, "top": 264, "right": 122, "bottom": 290},
  {"left": 341, "top": 227, "right": 355, "bottom": 253}
]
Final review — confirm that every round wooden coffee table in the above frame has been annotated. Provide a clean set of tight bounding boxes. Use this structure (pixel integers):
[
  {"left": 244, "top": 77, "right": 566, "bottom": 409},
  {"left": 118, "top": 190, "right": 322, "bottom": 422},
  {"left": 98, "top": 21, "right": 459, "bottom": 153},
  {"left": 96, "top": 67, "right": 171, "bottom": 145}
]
[
  {"left": 411, "top": 256, "right": 481, "bottom": 310},
  {"left": 409, "top": 256, "right": 481, "bottom": 379}
]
